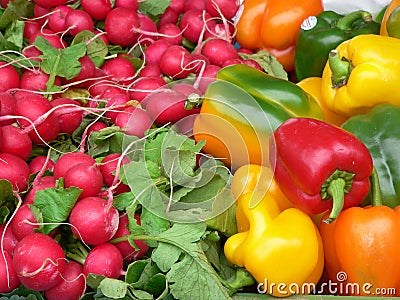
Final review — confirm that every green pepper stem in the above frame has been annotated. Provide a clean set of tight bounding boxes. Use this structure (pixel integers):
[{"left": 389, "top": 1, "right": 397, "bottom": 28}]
[
  {"left": 324, "top": 178, "right": 346, "bottom": 224},
  {"left": 329, "top": 50, "right": 353, "bottom": 88},
  {"left": 336, "top": 10, "right": 372, "bottom": 31},
  {"left": 184, "top": 93, "right": 203, "bottom": 110},
  {"left": 370, "top": 167, "right": 382, "bottom": 207}
]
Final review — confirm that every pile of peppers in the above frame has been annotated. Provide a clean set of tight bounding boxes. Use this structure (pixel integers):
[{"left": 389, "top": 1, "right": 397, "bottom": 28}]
[{"left": 194, "top": 0, "right": 400, "bottom": 296}]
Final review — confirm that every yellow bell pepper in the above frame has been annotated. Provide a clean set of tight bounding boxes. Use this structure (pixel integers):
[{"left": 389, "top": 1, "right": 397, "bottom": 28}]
[
  {"left": 224, "top": 190, "right": 324, "bottom": 297},
  {"left": 321, "top": 34, "right": 400, "bottom": 117},
  {"left": 296, "top": 77, "right": 348, "bottom": 126}
]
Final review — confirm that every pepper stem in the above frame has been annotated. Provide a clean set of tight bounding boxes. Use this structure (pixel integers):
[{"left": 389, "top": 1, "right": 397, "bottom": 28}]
[
  {"left": 324, "top": 178, "right": 346, "bottom": 224},
  {"left": 221, "top": 268, "right": 255, "bottom": 296},
  {"left": 184, "top": 93, "right": 203, "bottom": 110},
  {"left": 370, "top": 167, "right": 382, "bottom": 207},
  {"left": 328, "top": 49, "right": 353, "bottom": 88},
  {"left": 336, "top": 10, "right": 372, "bottom": 31}
]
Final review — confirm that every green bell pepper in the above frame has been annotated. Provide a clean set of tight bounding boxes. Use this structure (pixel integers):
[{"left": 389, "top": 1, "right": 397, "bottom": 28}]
[
  {"left": 341, "top": 104, "right": 400, "bottom": 208},
  {"left": 294, "top": 10, "right": 380, "bottom": 81},
  {"left": 190, "top": 64, "right": 324, "bottom": 170}
]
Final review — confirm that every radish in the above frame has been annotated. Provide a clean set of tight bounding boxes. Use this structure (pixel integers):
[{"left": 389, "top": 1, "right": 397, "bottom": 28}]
[
  {"left": 158, "top": 23, "right": 183, "bottom": 45},
  {"left": 15, "top": 94, "right": 60, "bottom": 144},
  {"left": 33, "top": 3, "right": 51, "bottom": 24},
  {"left": 82, "top": 243, "right": 123, "bottom": 279},
  {"left": 32, "top": 0, "right": 67, "bottom": 8},
  {"left": 159, "top": 45, "right": 194, "bottom": 79},
  {"left": 100, "top": 153, "right": 131, "bottom": 194},
  {"left": 64, "top": 163, "right": 104, "bottom": 200},
  {"left": 0, "top": 124, "right": 32, "bottom": 160},
  {"left": 48, "top": 5, "right": 73, "bottom": 33},
  {"left": 201, "top": 38, "right": 239, "bottom": 67},
  {"left": 65, "top": 9, "right": 95, "bottom": 36},
  {"left": 10, "top": 203, "right": 40, "bottom": 241},
  {"left": 29, "top": 156, "right": 56, "bottom": 174},
  {"left": 0, "top": 92, "right": 17, "bottom": 125},
  {"left": 0, "top": 251, "right": 20, "bottom": 293},
  {"left": 169, "top": 0, "right": 186, "bottom": 14},
  {"left": 171, "top": 82, "right": 202, "bottom": 97},
  {"left": 63, "top": 55, "right": 97, "bottom": 88},
  {"left": 114, "top": 105, "right": 153, "bottom": 138},
  {"left": 104, "top": 7, "right": 140, "bottom": 47},
  {"left": 205, "top": 0, "right": 240, "bottom": 20},
  {"left": 81, "top": 0, "right": 112, "bottom": 20},
  {"left": 143, "top": 39, "right": 171, "bottom": 66},
  {"left": 113, "top": 214, "right": 149, "bottom": 262},
  {"left": 0, "top": 223, "right": 19, "bottom": 254},
  {"left": 53, "top": 152, "right": 96, "bottom": 179},
  {"left": 0, "top": 62, "right": 20, "bottom": 92},
  {"left": 0, "top": 153, "right": 30, "bottom": 192},
  {"left": 12, "top": 232, "right": 66, "bottom": 291},
  {"left": 197, "top": 64, "right": 221, "bottom": 93},
  {"left": 51, "top": 97, "right": 84, "bottom": 134},
  {"left": 184, "top": 0, "right": 206, "bottom": 11},
  {"left": 221, "top": 58, "right": 243, "bottom": 67},
  {"left": 242, "top": 59, "right": 263, "bottom": 71},
  {"left": 129, "top": 76, "right": 167, "bottom": 103},
  {"left": 19, "top": 68, "right": 62, "bottom": 92},
  {"left": 23, "top": 19, "right": 41, "bottom": 39},
  {"left": 115, "top": 0, "right": 139, "bottom": 10},
  {"left": 138, "top": 64, "right": 162, "bottom": 78},
  {"left": 101, "top": 55, "right": 136, "bottom": 86},
  {"left": 29, "top": 28, "right": 67, "bottom": 49},
  {"left": 44, "top": 261, "right": 86, "bottom": 300},
  {"left": 105, "top": 93, "right": 130, "bottom": 123},
  {"left": 157, "top": 7, "right": 180, "bottom": 28},
  {"left": 179, "top": 9, "right": 214, "bottom": 43},
  {"left": 69, "top": 196, "right": 119, "bottom": 245},
  {"left": 137, "top": 13, "right": 158, "bottom": 46},
  {"left": 24, "top": 175, "right": 56, "bottom": 204},
  {"left": 86, "top": 121, "right": 108, "bottom": 135}
]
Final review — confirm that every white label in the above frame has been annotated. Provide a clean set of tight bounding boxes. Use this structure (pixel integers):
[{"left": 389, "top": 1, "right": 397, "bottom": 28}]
[{"left": 300, "top": 16, "right": 318, "bottom": 31}]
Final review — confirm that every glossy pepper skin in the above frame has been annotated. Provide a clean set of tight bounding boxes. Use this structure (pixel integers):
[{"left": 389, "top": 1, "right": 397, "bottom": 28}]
[
  {"left": 270, "top": 117, "right": 373, "bottom": 222},
  {"left": 381, "top": 0, "right": 400, "bottom": 38},
  {"left": 319, "top": 170, "right": 400, "bottom": 296},
  {"left": 191, "top": 64, "right": 324, "bottom": 170},
  {"left": 224, "top": 190, "right": 324, "bottom": 297},
  {"left": 295, "top": 10, "right": 380, "bottom": 81},
  {"left": 341, "top": 104, "right": 400, "bottom": 208},
  {"left": 235, "top": 0, "right": 323, "bottom": 72},
  {"left": 321, "top": 34, "right": 400, "bottom": 118}
]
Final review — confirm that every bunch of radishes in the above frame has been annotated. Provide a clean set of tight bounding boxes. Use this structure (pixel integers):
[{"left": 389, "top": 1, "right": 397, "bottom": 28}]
[{"left": 0, "top": 0, "right": 265, "bottom": 298}]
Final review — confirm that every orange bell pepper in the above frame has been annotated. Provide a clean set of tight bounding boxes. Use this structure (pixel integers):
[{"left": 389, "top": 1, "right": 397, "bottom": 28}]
[
  {"left": 319, "top": 170, "right": 400, "bottom": 296},
  {"left": 235, "top": 0, "right": 323, "bottom": 72}
]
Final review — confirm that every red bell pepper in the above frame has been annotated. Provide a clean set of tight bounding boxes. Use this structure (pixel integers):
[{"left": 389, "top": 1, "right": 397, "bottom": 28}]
[{"left": 269, "top": 118, "right": 373, "bottom": 222}]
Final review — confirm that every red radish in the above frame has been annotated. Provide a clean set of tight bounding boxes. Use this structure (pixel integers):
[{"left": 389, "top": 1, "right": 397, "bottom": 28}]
[
  {"left": 105, "top": 93, "right": 130, "bottom": 123},
  {"left": 197, "top": 64, "right": 221, "bottom": 93},
  {"left": 101, "top": 55, "right": 136, "bottom": 86},
  {"left": 113, "top": 214, "right": 149, "bottom": 262},
  {"left": 201, "top": 38, "right": 239, "bottom": 67},
  {"left": 0, "top": 251, "right": 20, "bottom": 293},
  {"left": 0, "top": 62, "right": 20, "bottom": 92},
  {"left": 205, "top": 0, "right": 240, "bottom": 20},
  {"left": 114, "top": 0, "right": 138, "bottom": 10},
  {"left": 157, "top": 7, "right": 180, "bottom": 28},
  {"left": 0, "top": 223, "right": 19, "bottom": 254},
  {"left": 190, "top": 53, "right": 210, "bottom": 74},
  {"left": 29, "top": 29, "right": 67, "bottom": 49},
  {"left": 48, "top": 5, "right": 73, "bottom": 33},
  {"left": 114, "top": 106, "right": 153, "bottom": 138},
  {"left": 204, "top": 21, "right": 235, "bottom": 40},
  {"left": 145, "top": 88, "right": 201, "bottom": 126},
  {"left": 81, "top": 0, "right": 112, "bottom": 20},
  {"left": 104, "top": 7, "right": 140, "bottom": 47},
  {"left": 19, "top": 68, "right": 62, "bottom": 92},
  {"left": 32, "top": 0, "right": 66, "bottom": 8},
  {"left": 143, "top": 39, "right": 171, "bottom": 66},
  {"left": 24, "top": 175, "right": 56, "bottom": 204},
  {"left": 64, "top": 163, "right": 104, "bottom": 200},
  {"left": 159, "top": 45, "right": 194, "bottom": 79},
  {"left": 69, "top": 196, "right": 119, "bottom": 245},
  {"left": 100, "top": 153, "right": 131, "bottom": 194},
  {"left": 0, "top": 0, "right": 11, "bottom": 8},
  {"left": 139, "top": 64, "right": 162, "bottom": 78},
  {"left": 169, "top": 0, "right": 186, "bottom": 14},
  {"left": 44, "top": 261, "right": 86, "bottom": 300},
  {"left": 179, "top": 9, "right": 214, "bottom": 43},
  {"left": 93, "top": 29, "right": 109, "bottom": 45},
  {"left": 12, "top": 232, "right": 66, "bottom": 291},
  {"left": 65, "top": 9, "right": 94, "bottom": 36},
  {"left": 53, "top": 152, "right": 96, "bottom": 179},
  {"left": 83, "top": 243, "right": 123, "bottom": 279},
  {"left": 129, "top": 76, "right": 167, "bottom": 103},
  {"left": 158, "top": 23, "right": 183, "bottom": 45},
  {"left": 51, "top": 98, "right": 84, "bottom": 134},
  {"left": 242, "top": 59, "right": 263, "bottom": 71},
  {"left": 63, "top": 55, "right": 97, "bottom": 88},
  {"left": 10, "top": 203, "right": 40, "bottom": 241},
  {"left": 0, "top": 153, "right": 30, "bottom": 191},
  {"left": 184, "top": 0, "right": 206, "bottom": 11},
  {"left": 0, "top": 125, "right": 32, "bottom": 160},
  {"left": 221, "top": 58, "right": 243, "bottom": 67},
  {"left": 86, "top": 121, "right": 107, "bottom": 135},
  {"left": 171, "top": 82, "right": 202, "bottom": 97},
  {"left": 136, "top": 13, "right": 158, "bottom": 46},
  {"left": 29, "top": 156, "right": 55, "bottom": 174},
  {"left": 33, "top": 3, "right": 51, "bottom": 24},
  {"left": 23, "top": 19, "right": 41, "bottom": 39},
  {"left": 16, "top": 94, "right": 60, "bottom": 144},
  {"left": 22, "top": 45, "right": 42, "bottom": 62},
  {"left": 0, "top": 92, "right": 17, "bottom": 125}
]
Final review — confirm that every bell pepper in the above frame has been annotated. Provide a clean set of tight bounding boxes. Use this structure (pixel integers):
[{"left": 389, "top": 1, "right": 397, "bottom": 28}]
[
  {"left": 380, "top": 0, "right": 400, "bottom": 38},
  {"left": 319, "top": 169, "right": 400, "bottom": 296},
  {"left": 224, "top": 190, "right": 324, "bottom": 297},
  {"left": 235, "top": 0, "right": 323, "bottom": 72},
  {"left": 190, "top": 64, "right": 324, "bottom": 170},
  {"left": 295, "top": 10, "right": 380, "bottom": 81},
  {"left": 341, "top": 103, "right": 400, "bottom": 208},
  {"left": 321, "top": 34, "right": 400, "bottom": 118},
  {"left": 296, "top": 77, "right": 348, "bottom": 126},
  {"left": 270, "top": 117, "right": 373, "bottom": 223}
]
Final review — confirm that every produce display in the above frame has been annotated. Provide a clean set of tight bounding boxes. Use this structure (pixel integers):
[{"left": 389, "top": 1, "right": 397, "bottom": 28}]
[{"left": 0, "top": 0, "right": 400, "bottom": 299}]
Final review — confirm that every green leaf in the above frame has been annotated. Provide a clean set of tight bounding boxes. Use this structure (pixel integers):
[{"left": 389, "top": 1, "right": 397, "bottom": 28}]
[
  {"left": 1, "top": 284, "right": 45, "bottom": 299},
  {"left": 31, "top": 186, "right": 82, "bottom": 234},
  {"left": 138, "top": 0, "right": 171, "bottom": 17},
  {"left": 0, "top": 179, "right": 18, "bottom": 224},
  {"left": 140, "top": 206, "right": 170, "bottom": 236},
  {"left": 239, "top": 50, "right": 288, "bottom": 80},
  {"left": 86, "top": 274, "right": 106, "bottom": 290},
  {"left": 99, "top": 278, "right": 129, "bottom": 299},
  {"left": 4, "top": 19, "right": 24, "bottom": 49},
  {"left": 71, "top": 30, "right": 108, "bottom": 67},
  {"left": 125, "top": 259, "right": 160, "bottom": 289},
  {"left": 143, "top": 273, "right": 169, "bottom": 299},
  {"left": 113, "top": 191, "right": 135, "bottom": 211},
  {"left": 151, "top": 242, "right": 181, "bottom": 272},
  {"left": 0, "top": 0, "right": 34, "bottom": 30}
]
